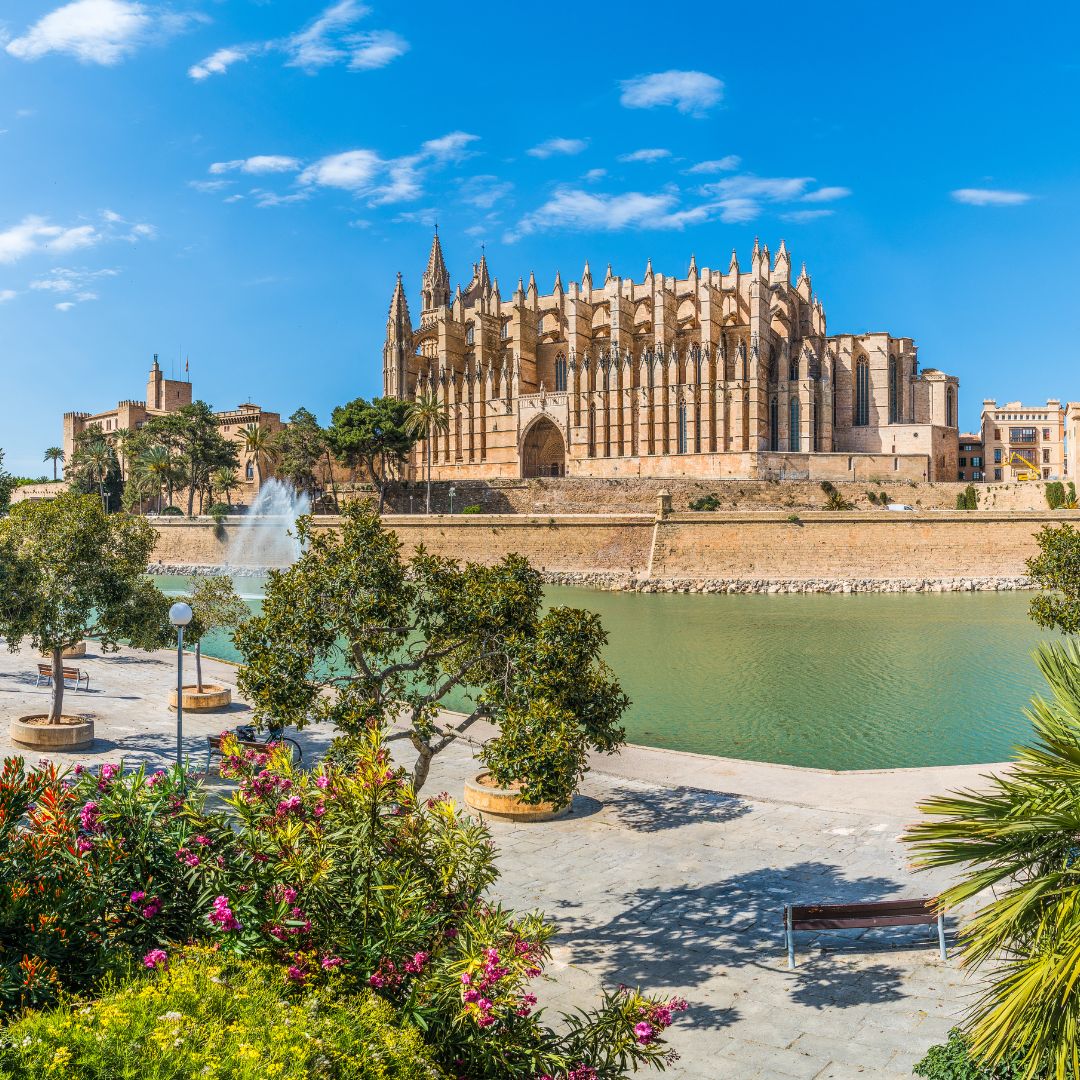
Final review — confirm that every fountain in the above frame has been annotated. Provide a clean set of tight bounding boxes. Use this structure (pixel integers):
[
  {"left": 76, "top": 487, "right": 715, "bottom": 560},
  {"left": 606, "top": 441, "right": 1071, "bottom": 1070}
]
[{"left": 224, "top": 479, "right": 310, "bottom": 570}]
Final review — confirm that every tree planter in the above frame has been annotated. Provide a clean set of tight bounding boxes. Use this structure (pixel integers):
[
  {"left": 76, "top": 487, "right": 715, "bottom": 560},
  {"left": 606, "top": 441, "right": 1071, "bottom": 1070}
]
[
  {"left": 39, "top": 642, "right": 86, "bottom": 660},
  {"left": 11, "top": 714, "right": 95, "bottom": 751},
  {"left": 169, "top": 684, "right": 232, "bottom": 712},
  {"left": 463, "top": 772, "right": 571, "bottom": 823}
]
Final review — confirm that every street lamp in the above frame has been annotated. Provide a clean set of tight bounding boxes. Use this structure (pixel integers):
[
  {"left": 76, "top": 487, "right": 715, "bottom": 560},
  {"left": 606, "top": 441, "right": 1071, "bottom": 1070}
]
[
  {"left": 448, "top": 486, "right": 456, "bottom": 515},
  {"left": 169, "top": 601, "right": 193, "bottom": 770}
]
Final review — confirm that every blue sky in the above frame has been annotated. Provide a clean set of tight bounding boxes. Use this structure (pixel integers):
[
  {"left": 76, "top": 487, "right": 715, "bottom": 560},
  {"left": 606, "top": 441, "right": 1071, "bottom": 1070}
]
[{"left": 1, "top": 0, "right": 1077, "bottom": 476}]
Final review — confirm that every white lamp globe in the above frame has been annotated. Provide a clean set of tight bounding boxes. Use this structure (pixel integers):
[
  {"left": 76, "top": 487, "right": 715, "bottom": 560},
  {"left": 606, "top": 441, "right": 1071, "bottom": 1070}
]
[{"left": 169, "top": 601, "right": 194, "bottom": 627}]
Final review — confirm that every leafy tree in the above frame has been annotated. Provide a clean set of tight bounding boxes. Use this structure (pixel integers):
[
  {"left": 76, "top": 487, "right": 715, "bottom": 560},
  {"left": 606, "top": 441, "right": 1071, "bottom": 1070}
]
[
  {"left": 241, "top": 422, "right": 276, "bottom": 488},
  {"left": 1027, "top": 523, "right": 1080, "bottom": 635},
  {"left": 0, "top": 450, "right": 15, "bottom": 513},
  {"left": 135, "top": 444, "right": 179, "bottom": 512},
  {"left": 211, "top": 466, "right": 239, "bottom": 508},
  {"left": 328, "top": 397, "right": 417, "bottom": 514},
  {"left": 151, "top": 402, "right": 239, "bottom": 517},
  {"left": 274, "top": 407, "right": 328, "bottom": 504},
  {"left": 906, "top": 640, "right": 1080, "bottom": 1080},
  {"left": 956, "top": 485, "right": 979, "bottom": 510},
  {"left": 66, "top": 427, "right": 122, "bottom": 511},
  {"left": 42, "top": 447, "right": 64, "bottom": 481},
  {"left": 183, "top": 575, "right": 250, "bottom": 692},
  {"left": 0, "top": 493, "right": 172, "bottom": 722},
  {"left": 1045, "top": 482, "right": 1067, "bottom": 510},
  {"left": 234, "top": 503, "right": 628, "bottom": 799},
  {"left": 405, "top": 393, "right": 450, "bottom": 514}
]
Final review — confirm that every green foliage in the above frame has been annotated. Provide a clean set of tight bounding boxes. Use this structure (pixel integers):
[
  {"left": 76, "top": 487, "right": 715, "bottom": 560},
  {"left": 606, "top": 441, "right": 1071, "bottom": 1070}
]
[
  {"left": 866, "top": 490, "right": 882, "bottom": 506},
  {"left": 1027, "top": 524, "right": 1080, "bottom": 635},
  {"left": 786, "top": 514, "right": 801, "bottom": 524},
  {"left": 406, "top": 394, "right": 451, "bottom": 514},
  {"left": 0, "top": 450, "right": 15, "bottom": 513},
  {"left": 0, "top": 493, "right": 172, "bottom": 720},
  {"left": 160, "top": 504, "right": 184, "bottom": 515},
  {"left": 688, "top": 493, "right": 721, "bottom": 511},
  {"left": 184, "top": 574, "right": 250, "bottom": 691},
  {"left": 0, "top": 948, "right": 447, "bottom": 1080},
  {"left": 1046, "top": 482, "right": 1067, "bottom": 510},
  {"left": 914, "top": 1030, "right": 1032, "bottom": 1079},
  {"left": 460, "top": 504, "right": 483, "bottom": 514},
  {"left": 234, "top": 503, "right": 628, "bottom": 801},
  {"left": 207, "top": 501, "right": 231, "bottom": 520},
  {"left": 1068, "top": 483, "right": 1078, "bottom": 509},
  {"left": 956, "top": 485, "right": 980, "bottom": 511},
  {"left": 328, "top": 397, "right": 418, "bottom": 513},
  {"left": 65, "top": 426, "right": 122, "bottom": 510},
  {"left": 906, "top": 640, "right": 1080, "bottom": 1078},
  {"left": 820, "top": 480, "right": 853, "bottom": 511},
  {"left": 275, "top": 406, "right": 330, "bottom": 503}
]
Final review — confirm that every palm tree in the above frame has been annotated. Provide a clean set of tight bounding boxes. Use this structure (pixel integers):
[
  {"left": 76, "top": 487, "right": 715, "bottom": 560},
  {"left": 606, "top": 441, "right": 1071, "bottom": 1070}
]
[
  {"left": 138, "top": 445, "right": 174, "bottom": 513},
  {"left": 906, "top": 639, "right": 1080, "bottom": 1078},
  {"left": 81, "top": 440, "right": 116, "bottom": 511},
  {"left": 241, "top": 424, "right": 276, "bottom": 488},
  {"left": 121, "top": 471, "right": 155, "bottom": 514},
  {"left": 405, "top": 393, "right": 450, "bottom": 514},
  {"left": 212, "top": 467, "right": 238, "bottom": 508},
  {"left": 43, "top": 447, "right": 64, "bottom": 481}
]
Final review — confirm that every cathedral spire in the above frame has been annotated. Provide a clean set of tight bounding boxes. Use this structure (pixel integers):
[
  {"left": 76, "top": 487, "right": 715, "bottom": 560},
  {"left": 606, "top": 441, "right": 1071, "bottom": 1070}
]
[
  {"left": 605, "top": 262, "right": 614, "bottom": 284},
  {"left": 729, "top": 248, "right": 739, "bottom": 274},
  {"left": 421, "top": 230, "right": 450, "bottom": 314},
  {"left": 688, "top": 253, "right": 698, "bottom": 277},
  {"left": 383, "top": 272, "right": 414, "bottom": 398}
]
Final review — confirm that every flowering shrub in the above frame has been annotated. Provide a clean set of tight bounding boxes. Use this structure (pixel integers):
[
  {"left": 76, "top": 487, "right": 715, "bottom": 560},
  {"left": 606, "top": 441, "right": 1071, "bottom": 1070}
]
[
  {"left": 0, "top": 947, "right": 445, "bottom": 1080},
  {"left": 0, "top": 757, "right": 204, "bottom": 1011}
]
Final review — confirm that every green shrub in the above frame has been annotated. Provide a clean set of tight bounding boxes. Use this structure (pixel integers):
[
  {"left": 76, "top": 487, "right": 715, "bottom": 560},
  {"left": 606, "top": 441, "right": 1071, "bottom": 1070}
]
[
  {"left": 786, "top": 514, "right": 801, "bottom": 524},
  {"left": 460, "top": 504, "right": 483, "bottom": 514},
  {"left": 0, "top": 948, "right": 446, "bottom": 1080},
  {"left": 1046, "top": 481, "right": 1066, "bottom": 510},
  {"left": 913, "top": 1029, "right": 1032, "bottom": 1079},
  {"left": 160, "top": 505, "right": 183, "bottom": 516},
  {"left": 865, "top": 490, "right": 881, "bottom": 505},
  {"left": 955, "top": 485, "right": 979, "bottom": 511},
  {"left": 820, "top": 480, "right": 853, "bottom": 511},
  {"left": 688, "top": 493, "right": 721, "bottom": 511}
]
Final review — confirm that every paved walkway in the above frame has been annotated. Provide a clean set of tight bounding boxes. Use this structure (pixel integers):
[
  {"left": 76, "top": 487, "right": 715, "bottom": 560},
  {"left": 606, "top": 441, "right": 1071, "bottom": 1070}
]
[{"left": 0, "top": 642, "right": 996, "bottom": 1078}]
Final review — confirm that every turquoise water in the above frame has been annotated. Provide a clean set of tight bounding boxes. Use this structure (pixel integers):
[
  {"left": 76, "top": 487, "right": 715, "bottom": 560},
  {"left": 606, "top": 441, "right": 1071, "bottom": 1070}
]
[{"left": 154, "top": 576, "right": 1055, "bottom": 770}]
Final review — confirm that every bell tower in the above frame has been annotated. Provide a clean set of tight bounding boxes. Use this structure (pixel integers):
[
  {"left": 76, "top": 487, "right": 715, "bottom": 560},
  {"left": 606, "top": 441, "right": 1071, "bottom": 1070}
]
[{"left": 420, "top": 227, "right": 450, "bottom": 319}]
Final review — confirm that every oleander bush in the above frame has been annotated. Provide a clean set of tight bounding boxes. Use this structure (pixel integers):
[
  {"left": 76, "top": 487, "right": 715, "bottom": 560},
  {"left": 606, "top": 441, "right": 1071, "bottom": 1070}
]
[
  {"left": 914, "top": 1029, "right": 1032, "bottom": 1079},
  {"left": 0, "top": 948, "right": 445, "bottom": 1080}
]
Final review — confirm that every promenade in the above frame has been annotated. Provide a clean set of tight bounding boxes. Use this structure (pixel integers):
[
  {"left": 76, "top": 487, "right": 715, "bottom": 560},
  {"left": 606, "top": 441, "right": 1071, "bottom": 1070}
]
[{"left": 0, "top": 642, "right": 996, "bottom": 1079}]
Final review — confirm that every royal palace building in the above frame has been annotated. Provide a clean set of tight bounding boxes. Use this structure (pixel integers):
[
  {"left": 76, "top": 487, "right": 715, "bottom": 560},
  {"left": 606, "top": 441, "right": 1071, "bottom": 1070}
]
[{"left": 384, "top": 234, "right": 960, "bottom": 482}]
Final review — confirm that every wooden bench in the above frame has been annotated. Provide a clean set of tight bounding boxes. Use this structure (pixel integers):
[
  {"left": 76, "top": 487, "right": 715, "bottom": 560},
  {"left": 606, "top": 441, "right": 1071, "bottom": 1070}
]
[
  {"left": 35, "top": 663, "right": 90, "bottom": 691},
  {"left": 783, "top": 898, "right": 946, "bottom": 969},
  {"left": 204, "top": 733, "right": 272, "bottom": 774}
]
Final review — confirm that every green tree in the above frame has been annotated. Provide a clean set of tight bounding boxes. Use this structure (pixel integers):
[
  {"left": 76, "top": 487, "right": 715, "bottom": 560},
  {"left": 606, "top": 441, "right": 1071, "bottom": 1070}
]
[
  {"left": 134, "top": 444, "right": 177, "bottom": 512},
  {"left": 1027, "top": 523, "right": 1080, "bottom": 636},
  {"left": 906, "top": 640, "right": 1080, "bottom": 1079},
  {"left": 234, "top": 503, "right": 628, "bottom": 799},
  {"left": 405, "top": 393, "right": 450, "bottom": 514},
  {"left": 241, "top": 422, "right": 276, "bottom": 489},
  {"left": 328, "top": 397, "right": 417, "bottom": 514},
  {"left": 0, "top": 493, "right": 172, "bottom": 722},
  {"left": 66, "top": 428, "right": 122, "bottom": 511},
  {"left": 42, "top": 447, "right": 64, "bottom": 481},
  {"left": 183, "top": 575, "right": 250, "bottom": 692},
  {"left": 158, "top": 402, "right": 239, "bottom": 517},
  {"left": 274, "top": 407, "right": 328, "bottom": 504},
  {"left": 0, "top": 450, "right": 15, "bottom": 513},
  {"left": 212, "top": 466, "right": 239, "bottom": 508}
]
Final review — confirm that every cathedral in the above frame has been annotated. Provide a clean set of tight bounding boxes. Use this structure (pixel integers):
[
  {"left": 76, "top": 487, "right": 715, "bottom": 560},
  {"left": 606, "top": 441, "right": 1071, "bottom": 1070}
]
[{"left": 383, "top": 234, "right": 960, "bottom": 483}]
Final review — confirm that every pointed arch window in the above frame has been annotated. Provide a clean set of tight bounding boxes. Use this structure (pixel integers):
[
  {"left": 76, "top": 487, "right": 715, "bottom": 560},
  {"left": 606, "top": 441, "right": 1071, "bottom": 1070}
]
[
  {"left": 554, "top": 354, "right": 567, "bottom": 392},
  {"left": 677, "top": 400, "right": 688, "bottom": 454},
  {"left": 854, "top": 359, "right": 870, "bottom": 427},
  {"left": 789, "top": 356, "right": 799, "bottom": 382},
  {"left": 465, "top": 324, "right": 475, "bottom": 345},
  {"left": 769, "top": 395, "right": 779, "bottom": 451},
  {"left": 789, "top": 398, "right": 800, "bottom": 451},
  {"left": 500, "top": 321, "right": 508, "bottom": 340},
  {"left": 888, "top": 356, "right": 899, "bottom": 423},
  {"left": 588, "top": 403, "right": 596, "bottom": 457}
]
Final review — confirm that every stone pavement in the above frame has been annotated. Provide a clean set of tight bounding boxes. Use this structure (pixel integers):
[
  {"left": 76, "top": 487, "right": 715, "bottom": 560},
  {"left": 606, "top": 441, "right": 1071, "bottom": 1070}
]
[{"left": 0, "top": 642, "right": 992, "bottom": 1079}]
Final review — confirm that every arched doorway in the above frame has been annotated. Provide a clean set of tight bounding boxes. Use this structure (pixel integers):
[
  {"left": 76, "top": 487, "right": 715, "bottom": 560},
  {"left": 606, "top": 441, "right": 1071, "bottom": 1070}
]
[{"left": 521, "top": 417, "right": 566, "bottom": 478}]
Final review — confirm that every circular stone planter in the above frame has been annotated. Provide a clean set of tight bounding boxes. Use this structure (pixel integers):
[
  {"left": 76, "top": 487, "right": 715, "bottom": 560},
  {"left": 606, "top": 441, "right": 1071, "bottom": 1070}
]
[
  {"left": 169, "top": 684, "right": 232, "bottom": 712},
  {"left": 39, "top": 642, "right": 87, "bottom": 660},
  {"left": 11, "top": 714, "right": 95, "bottom": 751},
  {"left": 463, "top": 772, "right": 571, "bottom": 823}
]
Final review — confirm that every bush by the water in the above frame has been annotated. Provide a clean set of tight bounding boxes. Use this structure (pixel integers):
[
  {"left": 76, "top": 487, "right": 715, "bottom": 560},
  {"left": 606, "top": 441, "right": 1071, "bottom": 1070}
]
[
  {"left": 914, "top": 1029, "right": 1031, "bottom": 1079},
  {"left": 688, "top": 493, "right": 721, "bottom": 511},
  {"left": 0, "top": 949, "right": 444, "bottom": 1080}
]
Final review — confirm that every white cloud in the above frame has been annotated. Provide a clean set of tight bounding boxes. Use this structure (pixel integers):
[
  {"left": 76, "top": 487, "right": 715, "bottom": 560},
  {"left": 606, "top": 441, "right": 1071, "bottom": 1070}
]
[
  {"left": 0, "top": 289, "right": 16, "bottom": 302},
  {"left": 6, "top": 0, "right": 202, "bottom": 66},
  {"left": 508, "top": 188, "right": 698, "bottom": 241},
  {"left": 527, "top": 137, "right": 588, "bottom": 159},
  {"left": 421, "top": 131, "right": 479, "bottom": 162},
  {"left": 30, "top": 266, "right": 118, "bottom": 295},
  {"left": 781, "top": 209, "right": 834, "bottom": 223},
  {"left": 686, "top": 156, "right": 741, "bottom": 174},
  {"left": 459, "top": 175, "right": 512, "bottom": 210},
  {"left": 286, "top": 0, "right": 368, "bottom": 70},
  {"left": 951, "top": 188, "right": 1032, "bottom": 206},
  {"left": 188, "top": 45, "right": 255, "bottom": 81},
  {"left": 210, "top": 155, "right": 302, "bottom": 175},
  {"left": 620, "top": 70, "right": 723, "bottom": 115},
  {"left": 299, "top": 149, "right": 382, "bottom": 191},
  {"left": 0, "top": 211, "right": 153, "bottom": 263},
  {"left": 348, "top": 29, "right": 408, "bottom": 70},
  {"left": 617, "top": 148, "right": 671, "bottom": 164},
  {"left": 701, "top": 175, "right": 813, "bottom": 200},
  {"left": 250, "top": 189, "right": 310, "bottom": 208},
  {"left": 188, "top": 178, "right": 233, "bottom": 193},
  {"left": 802, "top": 186, "right": 851, "bottom": 203},
  {"left": 55, "top": 301, "right": 76, "bottom": 311},
  {"left": 582, "top": 168, "right": 606, "bottom": 182}
]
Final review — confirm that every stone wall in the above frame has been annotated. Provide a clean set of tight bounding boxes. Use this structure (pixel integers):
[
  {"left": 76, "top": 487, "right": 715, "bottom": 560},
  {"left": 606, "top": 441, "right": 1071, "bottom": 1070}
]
[{"left": 148, "top": 508, "right": 1077, "bottom": 592}]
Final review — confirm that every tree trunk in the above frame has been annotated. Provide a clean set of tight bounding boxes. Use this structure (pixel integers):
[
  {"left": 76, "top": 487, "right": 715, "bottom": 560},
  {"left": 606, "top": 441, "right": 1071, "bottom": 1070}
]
[
  {"left": 195, "top": 640, "right": 203, "bottom": 694},
  {"left": 52, "top": 460, "right": 57, "bottom": 481},
  {"left": 425, "top": 434, "right": 432, "bottom": 514},
  {"left": 324, "top": 450, "right": 340, "bottom": 512},
  {"left": 49, "top": 646, "right": 64, "bottom": 724},
  {"left": 410, "top": 735, "right": 433, "bottom": 794},
  {"left": 187, "top": 464, "right": 196, "bottom": 517}
]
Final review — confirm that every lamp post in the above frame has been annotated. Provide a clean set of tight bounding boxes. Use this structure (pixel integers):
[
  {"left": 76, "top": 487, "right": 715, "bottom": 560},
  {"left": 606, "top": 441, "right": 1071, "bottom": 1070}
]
[
  {"left": 448, "top": 486, "right": 456, "bottom": 515},
  {"left": 169, "top": 601, "right": 193, "bottom": 770}
]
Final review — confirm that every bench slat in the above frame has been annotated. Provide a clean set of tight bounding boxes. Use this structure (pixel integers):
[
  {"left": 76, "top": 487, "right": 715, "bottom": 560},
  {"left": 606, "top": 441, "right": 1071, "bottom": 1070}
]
[
  {"left": 790, "top": 900, "right": 935, "bottom": 922},
  {"left": 792, "top": 914, "right": 936, "bottom": 930}
]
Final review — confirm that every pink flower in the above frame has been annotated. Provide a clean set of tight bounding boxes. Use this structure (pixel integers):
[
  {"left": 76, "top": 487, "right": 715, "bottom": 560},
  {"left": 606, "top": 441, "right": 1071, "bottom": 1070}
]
[
  {"left": 476, "top": 1014, "right": 496, "bottom": 1028},
  {"left": 130, "top": 890, "right": 147, "bottom": 904},
  {"left": 404, "top": 950, "right": 429, "bottom": 974},
  {"left": 463, "top": 989, "right": 480, "bottom": 1004},
  {"left": 142, "top": 899, "right": 162, "bottom": 919},
  {"left": 78, "top": 801, "right": 102, "bottom": 834},
  {"left": 460, "top": 972, "right": 471, "bottom": 985},
  {"left": 313, "top": 801, "right": 326, "bottom": 818},
  {"left": 207, "top": 895, "right": 240, "bottom": 932},
  {"left": 286, "top": 965, "right": 307, "bottom": 984},
  {"left": 275, "top": 795, "right": 303, "bottom": 816},
  {"left": 143, "top": 949, "right": 168, "bottom": 971},
  {"left": 633, "top": 1021, "right": 654, "bottom": 1045},
  {"left": 320, "top": 956, "right": 343, "bottom": 970},
  {"left": 145, "top": 769, "right": 166, "bottom": 787},
  {"left": 192, "top": 835, "right": 211, "bottom": 846},
  {"left": 73, "top": 764, "right": 86, "bottom": 776},
  {"left": 315, "top": 774, "right": 330, "bottom": 789},
  {"left": 368, "top": 971, "right": 386, "bottom": 988},
  {"left": 75, "top": 837, "right": 93, "bottom": 854}
]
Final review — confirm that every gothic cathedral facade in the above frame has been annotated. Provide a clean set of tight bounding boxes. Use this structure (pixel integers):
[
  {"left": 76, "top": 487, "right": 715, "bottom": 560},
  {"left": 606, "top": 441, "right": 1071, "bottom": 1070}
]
[{"left": 383, "top": 234, "right": 960, "bottom": 483}]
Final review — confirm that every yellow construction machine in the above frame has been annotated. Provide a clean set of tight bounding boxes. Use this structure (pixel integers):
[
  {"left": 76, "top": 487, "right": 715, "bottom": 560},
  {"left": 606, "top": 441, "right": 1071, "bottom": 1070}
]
[{"left": 1001, "top": 452, "right": 1041, "bottom": 481}]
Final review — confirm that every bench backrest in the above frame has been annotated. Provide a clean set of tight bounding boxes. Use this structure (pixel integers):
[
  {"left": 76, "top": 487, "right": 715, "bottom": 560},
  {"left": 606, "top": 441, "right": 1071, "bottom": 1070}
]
[
  {"left": 206, "top": 735, "right": 268, "bottom": 754},
  {"left": 788, "top": 898, "right": 937, "bottom": 931},
  {"left": 37, "top": 664, "right": 82, "bottom": 678}
]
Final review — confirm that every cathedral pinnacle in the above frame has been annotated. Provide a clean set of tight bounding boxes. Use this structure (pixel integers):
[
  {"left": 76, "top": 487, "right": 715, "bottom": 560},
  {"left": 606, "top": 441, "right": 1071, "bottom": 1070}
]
[
  {"left": 644, "top": 257, "right": 653, "bottom": 279},
  {"left": 605, "top": 262, "right": 613, "bottom": 283},
  {"left": 729, "top": 248, "right": 739, "bottom": 274},
  {"left": 688, "top": 253, "right": 698, "bottom": 276},
  {"left": 421, "top": 229, "right": 450, "bottom": 313}
]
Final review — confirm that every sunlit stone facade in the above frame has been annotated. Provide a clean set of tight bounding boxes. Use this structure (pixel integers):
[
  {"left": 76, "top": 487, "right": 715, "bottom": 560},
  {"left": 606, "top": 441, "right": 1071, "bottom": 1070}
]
[{"left": 384, "top": 234, "right": 960, "bottom": 482}]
